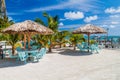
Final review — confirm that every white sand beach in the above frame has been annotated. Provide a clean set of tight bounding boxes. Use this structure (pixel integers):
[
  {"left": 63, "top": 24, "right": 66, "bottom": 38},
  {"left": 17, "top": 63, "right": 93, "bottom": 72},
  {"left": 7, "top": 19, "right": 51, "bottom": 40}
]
[{"left": 0, "top": 48, "right": 120, "bottom": 80}]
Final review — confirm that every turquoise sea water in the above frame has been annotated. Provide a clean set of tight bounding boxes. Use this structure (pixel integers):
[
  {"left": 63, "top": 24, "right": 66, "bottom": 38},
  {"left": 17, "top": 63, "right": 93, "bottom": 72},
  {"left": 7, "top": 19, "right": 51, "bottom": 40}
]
[
  {"left": 85, "top": 36, "right": 120, "bottom": 43},
  {"left": 84, "top": 36, "right": 120, "bottom": 39}
]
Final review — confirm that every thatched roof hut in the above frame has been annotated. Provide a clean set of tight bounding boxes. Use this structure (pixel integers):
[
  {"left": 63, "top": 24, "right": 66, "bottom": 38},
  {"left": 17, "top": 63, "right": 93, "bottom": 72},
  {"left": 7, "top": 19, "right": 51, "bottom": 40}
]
[
  {"left": 73, "top": 24, "right": 107, "bottom": 34},
  {"left": 72, "top": 24, "right": 107, "bottom": 52},
  {"left": 2, "top": 20, "right": 54, "bottom": 34},
  {"left": 2, "top": 20, "right": 54, "bottom": 49}
]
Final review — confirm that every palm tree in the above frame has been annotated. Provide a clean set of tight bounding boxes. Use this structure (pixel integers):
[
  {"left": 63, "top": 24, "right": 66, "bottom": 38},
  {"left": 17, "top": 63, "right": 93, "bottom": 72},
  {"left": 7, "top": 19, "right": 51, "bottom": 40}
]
[
  {"left": 34, "top": 18, "right": 45, "bottom": 26},
  {"left": 0, "top": 0, "right": 7, "bottom": 19},
  {"left": 43, "top": 12, "right": 59, "bottom": 52},
  {"left": 70, "top": 34, "right": 84, "bottom": 50},
  {"left": 0, "top": 0, "right": 14, "bottom": 31},
  {"left": 0, "top": 16, "right": 14, "bottom": 31},
  {"left": 56, "top": 31, "right": 71, "bottom": 48},
  {"left": 7, "top": 34, "right": 20, "bottom": 55},
  {"left": 34, "top": 34, "right": 49, "bottom": 48}
]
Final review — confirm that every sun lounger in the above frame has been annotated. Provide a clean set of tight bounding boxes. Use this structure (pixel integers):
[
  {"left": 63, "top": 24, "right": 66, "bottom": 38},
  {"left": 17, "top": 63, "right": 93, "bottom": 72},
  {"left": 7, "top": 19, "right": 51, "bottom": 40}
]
[
  {"left": 18, "top": 51, "right": 28, "bottom": 64},
  {"left": 31, "top": 48, "right": 46, "bottom": 62}
]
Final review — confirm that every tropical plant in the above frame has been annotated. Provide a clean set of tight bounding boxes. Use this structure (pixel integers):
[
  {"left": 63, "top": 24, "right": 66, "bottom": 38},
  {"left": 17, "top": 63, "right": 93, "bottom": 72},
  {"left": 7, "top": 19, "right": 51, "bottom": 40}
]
[
  {"left": 33, "top": 35, "right": 48, "bottom": 48},
  {"left": 7, "top": 34, "right": 20, "bottom": 55},
  {"left": 0, "top": 16, "right": 14, "bottom": 31},
  {"left": 43, "top": 12, "right": 59, "bottom": 52},
  {"left": 90, "top": 40, "right": 96, "bottom": 44},
  {"left": 70, "top": 34, "right": 84, "bottom": 50},
  {"left": 34, "top": 18, "right": 45, "bottom": 26},
  {"left": 56, "top": 31, "right": 71, "bottom": 48}
]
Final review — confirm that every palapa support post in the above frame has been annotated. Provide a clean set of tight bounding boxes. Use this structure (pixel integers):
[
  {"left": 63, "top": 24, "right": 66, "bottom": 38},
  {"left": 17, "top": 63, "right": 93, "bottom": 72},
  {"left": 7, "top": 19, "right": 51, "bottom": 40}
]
[
  {"left": 24, "top": 34, "right": 27, "bottom": 49},
  {"left": 88, "top": 33, "right": 90, "bottom": 52},
  {"left": 27, "top": 33, "right": 31, "bottom": 50}
]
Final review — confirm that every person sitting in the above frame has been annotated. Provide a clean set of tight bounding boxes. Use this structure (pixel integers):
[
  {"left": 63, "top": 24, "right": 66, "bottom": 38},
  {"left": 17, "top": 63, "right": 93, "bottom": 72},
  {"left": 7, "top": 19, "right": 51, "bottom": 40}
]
[{"left": 0, "top": 45, "right": 4, "bottom": 59}]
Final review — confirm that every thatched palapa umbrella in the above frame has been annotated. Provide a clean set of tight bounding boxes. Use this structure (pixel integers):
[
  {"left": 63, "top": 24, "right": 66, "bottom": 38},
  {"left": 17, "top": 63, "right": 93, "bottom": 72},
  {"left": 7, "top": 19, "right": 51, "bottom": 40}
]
[
  {"left": 2, "top": 20, "right": 54, "bottom": 49},
  {"left": 73, "top": 24, "right": 107, "bottom": 52}
]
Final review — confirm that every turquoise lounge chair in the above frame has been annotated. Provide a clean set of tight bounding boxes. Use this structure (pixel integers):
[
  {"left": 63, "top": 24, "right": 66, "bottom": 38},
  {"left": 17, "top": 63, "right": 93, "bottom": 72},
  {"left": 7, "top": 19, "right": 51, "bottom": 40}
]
[
  {"left": 32, "top": 46, "right": 38, "bottom": 50},
  {"left": 18, "top": 51, "right": 28, "bottom": 64},
  {"left": 32, "top": 48, "right": 47, "bottom": 62},
  {"left": 77, "top": 44, "right": 86, "bottom": 51},
  {"left": 7, "top": 50, "right": 18, "bottom": 59},
  {"left": 16, "top": 47, "right": 22, "bottom": 51},
  {"left": 90, "top": 44, "right": 99, "bottom": 53}
]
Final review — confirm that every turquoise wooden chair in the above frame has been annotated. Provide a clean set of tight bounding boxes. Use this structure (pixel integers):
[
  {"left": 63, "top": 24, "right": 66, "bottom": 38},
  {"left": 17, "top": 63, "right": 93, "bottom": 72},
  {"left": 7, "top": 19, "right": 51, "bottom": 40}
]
[
  {"left": 90, "top": 44, "right": 99, "bottom": 53},
  {"left": 82, "top": 42, "right": 89, "bottom": 49},
  {"left": 77, "top": 44, "right": 87, "bottom": 51},
  {"left": 16, "top": 47, "right": 22, "bottom": 51},
  {"left": 7, "top": 50, "right": 18, "bottom": 59},
  {"left": 18, "top": 51, "right": 28, "bottom": 64},
  {"left": 32, "top": 48, "right": 46, "bottom": 62},
  {"left": 32, "top": 46, "right": 38, "bottom": 50}
]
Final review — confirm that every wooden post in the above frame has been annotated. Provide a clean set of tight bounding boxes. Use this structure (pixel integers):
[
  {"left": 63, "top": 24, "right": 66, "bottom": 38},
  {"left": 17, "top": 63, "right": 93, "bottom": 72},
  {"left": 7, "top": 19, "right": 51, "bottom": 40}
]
[
  {"left": 27, "top": 33, "right": 31, "bottom": 49},
  {"left": 88, "top": 33, "right": 90, "bottom": 52},
  {"left": 24, "top": 34, "right": 26, "bottom": 49}
]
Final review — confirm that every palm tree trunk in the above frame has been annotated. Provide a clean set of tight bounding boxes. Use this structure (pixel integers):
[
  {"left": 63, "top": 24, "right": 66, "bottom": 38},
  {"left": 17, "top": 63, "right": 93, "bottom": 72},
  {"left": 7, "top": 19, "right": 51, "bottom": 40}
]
[
  {"left": 60, "top": 43, "right": 62, "bottom": 48},
  {"left": 48, "top": 40, "right": 52, "bottom": 52},
  {"left": 73, "top": 44, "right": 76, "bottom": 50},
  {"left": 12, "top": 46, "right": 15, "bottom": 55},
  {"left": 48, "top": 46, "right": 52, "bottom": 52}
]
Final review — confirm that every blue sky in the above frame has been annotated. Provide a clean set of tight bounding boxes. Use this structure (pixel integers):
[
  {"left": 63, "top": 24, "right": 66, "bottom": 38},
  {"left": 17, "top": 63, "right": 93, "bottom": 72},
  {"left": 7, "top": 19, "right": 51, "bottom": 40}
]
[{"left": 6, "top": 0, "right": 120, "bottom": 36}]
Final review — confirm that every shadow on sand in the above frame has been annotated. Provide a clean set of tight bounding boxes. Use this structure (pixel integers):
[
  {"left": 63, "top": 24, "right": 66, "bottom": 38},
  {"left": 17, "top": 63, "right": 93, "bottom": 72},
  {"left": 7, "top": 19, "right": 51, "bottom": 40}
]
[
  {"left": 58, "top": 48, "right": 93, "bottom": 56},
  {"left": 0, "top": 58, "right": 28, "bottom": 68}
]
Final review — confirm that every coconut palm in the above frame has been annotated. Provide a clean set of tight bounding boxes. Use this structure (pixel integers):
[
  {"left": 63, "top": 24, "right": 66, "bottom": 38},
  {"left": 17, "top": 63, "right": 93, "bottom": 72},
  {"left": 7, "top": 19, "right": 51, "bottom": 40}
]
[
  {"left": 34, "top": 18, "right": 45, "bottom": 26},
  {"left": 7, "top": 34, "right": 20, "bottom": 55},
  {"left": 0, "top": 16, "right": 14, "bottom": 31},
  {"left": 33, "top": 34, "right": 49, "bottom": 48},
  {"left": 43, "top": 12, "right": 59, "bottom": 52},
  {"left": 56, "top": 31, "right": 71, "bottom": 48},
  {"left": 70, "top": 34, "right": 84, "bottom": 50},
  {"left": 34, "top": 12, "right": 59, "bottom": 52}
]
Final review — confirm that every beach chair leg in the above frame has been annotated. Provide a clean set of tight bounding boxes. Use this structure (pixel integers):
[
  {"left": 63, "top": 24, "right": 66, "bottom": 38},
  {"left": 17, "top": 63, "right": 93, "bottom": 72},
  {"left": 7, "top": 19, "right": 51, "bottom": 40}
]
[{"left": 24, "top": 60, "right": 27, "bottom": 64}]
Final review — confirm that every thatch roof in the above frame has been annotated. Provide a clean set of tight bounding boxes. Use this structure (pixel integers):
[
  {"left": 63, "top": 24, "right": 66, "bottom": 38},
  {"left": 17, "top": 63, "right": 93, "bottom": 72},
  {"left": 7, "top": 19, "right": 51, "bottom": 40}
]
[
  {"left": 2, "top": 20, "right": 54, "bottom": 34},
  {"left": 72, "top": 24, "right": 107, "bottom": 34}
]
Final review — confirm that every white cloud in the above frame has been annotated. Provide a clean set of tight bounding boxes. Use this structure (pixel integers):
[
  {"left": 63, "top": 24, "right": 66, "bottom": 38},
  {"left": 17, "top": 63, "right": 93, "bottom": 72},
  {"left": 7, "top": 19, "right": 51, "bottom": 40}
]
[
  {"left": 58, "top": 24, "right": 81, "bottom": 30},
  {"left": 111, "top": 21, "right": 119, "bottom": 25},
  {"left": 110, "top": 25, "right": 116, "bottom": 28},
  {"left": 105, "top": 7, "right": 120, "bottom": 14},
  {"left": 8, "top": 16, "right": 13, "bottom": 20},
  {"left": 101, "top": 25, "right": 107, "bottom": 27},
  {"left": 110, "top": 15, "right": 120, "bottom": 18},
  {"left": 84, "top": 15, "right": 98, "bottom": 23},
  {"left": 64, "top": 11, "right": 84, "bottom": 20},
  {"left": 26, "top": 0, "right": 101, "bottom": 12},
  {"left": 59, "top": 22, "right": 64, "bottom": 26},
  {"left": 59, "top": 18, "right": 66, "bottom": 21},
  {"left": 7, "top": 12, "right": 23, "bottom": 15}
]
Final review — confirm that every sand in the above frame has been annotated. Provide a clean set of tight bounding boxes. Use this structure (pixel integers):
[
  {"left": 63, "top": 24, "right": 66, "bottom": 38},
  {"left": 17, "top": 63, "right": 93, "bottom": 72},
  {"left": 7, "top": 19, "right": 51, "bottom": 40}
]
[{"left": 0, "top": 47, "right": 120, "bottom": 80}]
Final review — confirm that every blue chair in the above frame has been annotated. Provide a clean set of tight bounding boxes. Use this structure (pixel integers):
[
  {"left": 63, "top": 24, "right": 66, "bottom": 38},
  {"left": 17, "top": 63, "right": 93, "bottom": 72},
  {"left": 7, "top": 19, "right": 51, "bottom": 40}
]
[
  {"left": 90, "top": 44, "right": 99, "bottom": 53},
  {"left": 18, "top": 51, "right": 28, "bottom": 64},
  {"left": 32, "top": 46, "right": 38, "bottom": 50},
  {"left": 7, "top": 50, "right": 18, "bottom": 59},
  {"left": 32, "top": 48, "right": 46, "bottom": 62},
  {"left": 77, "top": 44, "right": 86, "bottom": 51},
  {"left": 16, "top": 47, "right": 22, "bottom": 51},
  {"left": 82, "top": 42, "right": 89, "bottom": 49}
]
